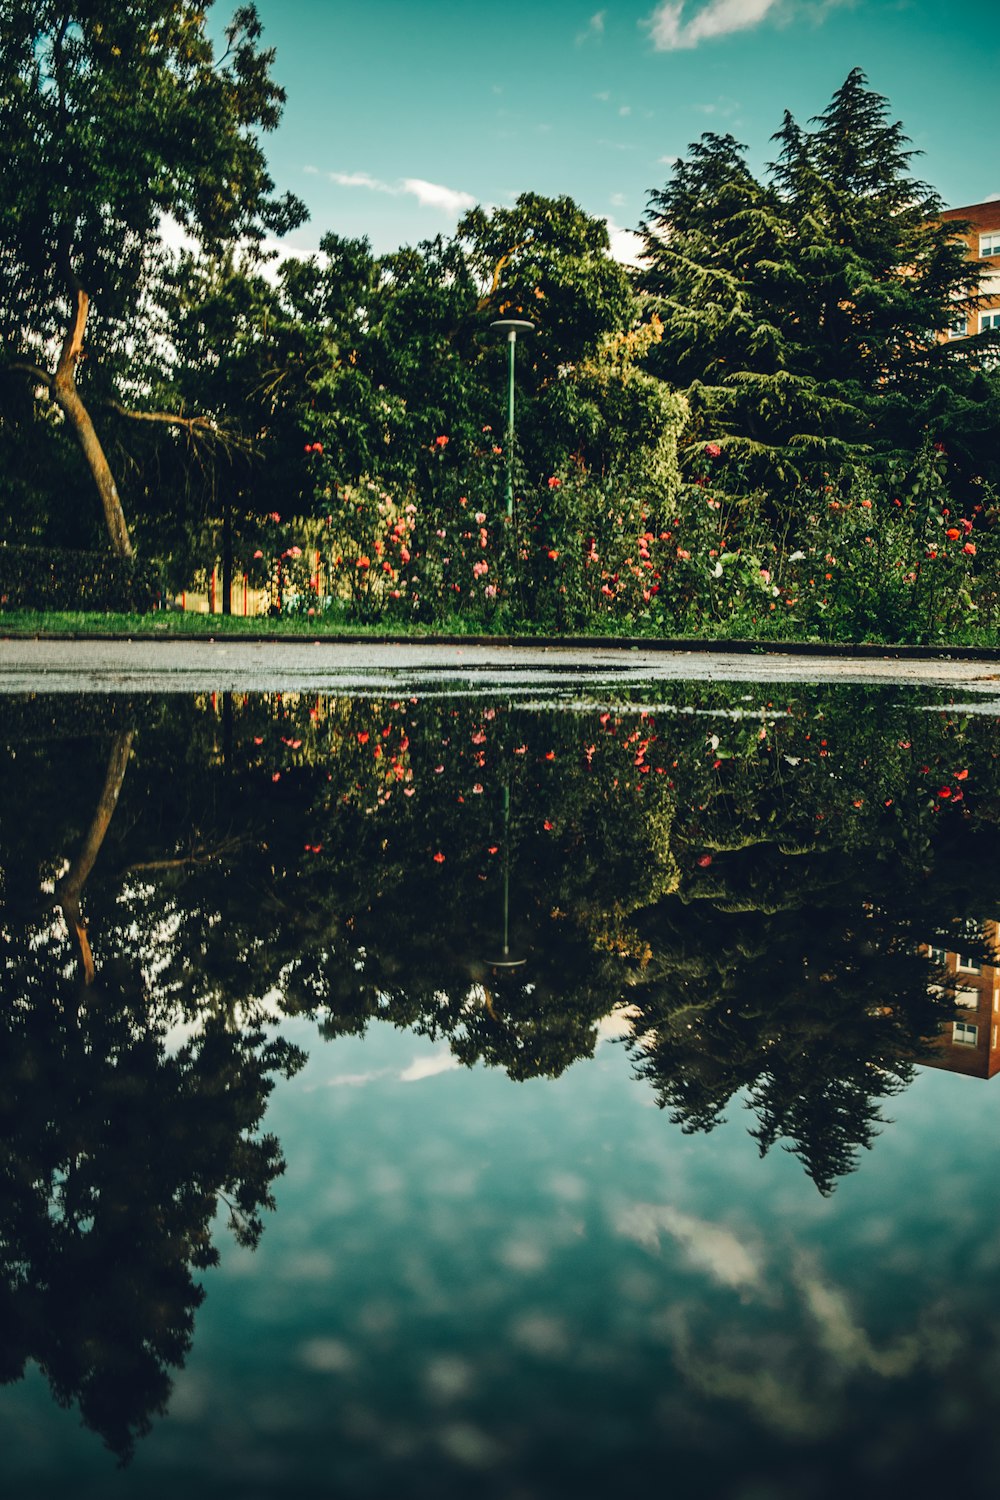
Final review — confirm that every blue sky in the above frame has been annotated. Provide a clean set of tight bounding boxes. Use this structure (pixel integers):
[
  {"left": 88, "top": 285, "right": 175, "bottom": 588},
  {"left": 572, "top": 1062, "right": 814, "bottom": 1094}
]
[{"left": 249, "top": 0, "right": 999, "bottom": 260}]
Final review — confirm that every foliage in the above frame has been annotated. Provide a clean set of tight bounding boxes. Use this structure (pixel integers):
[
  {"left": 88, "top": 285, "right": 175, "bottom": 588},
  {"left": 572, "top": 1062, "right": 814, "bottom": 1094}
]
[
  {"left": 0, "top": 543, "right": 162, "bottom": 611},
  {"left": 639, "top": 70, "right": 992, "bottom": 491},
  {"left": 0, "top": 0, "right": 306, "bottom": 550}
]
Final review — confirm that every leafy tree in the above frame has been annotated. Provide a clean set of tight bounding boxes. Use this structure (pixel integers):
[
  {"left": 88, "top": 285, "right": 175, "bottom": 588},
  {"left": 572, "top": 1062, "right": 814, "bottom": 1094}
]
[
  {"left": 640, "top": 70, "right": 984, "bottom": 489},
  {"left": 0, "top": 0, "right": 305, "bottom": 554}
]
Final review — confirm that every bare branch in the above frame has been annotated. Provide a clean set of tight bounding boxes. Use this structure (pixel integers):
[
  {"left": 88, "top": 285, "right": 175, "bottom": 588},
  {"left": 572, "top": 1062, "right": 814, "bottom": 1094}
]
[
  {"left": 5, "top": 360, "right": 53, "bottom": 388},
  {"left": 100, "top": 399, "right": 256, "bottom": 457}
]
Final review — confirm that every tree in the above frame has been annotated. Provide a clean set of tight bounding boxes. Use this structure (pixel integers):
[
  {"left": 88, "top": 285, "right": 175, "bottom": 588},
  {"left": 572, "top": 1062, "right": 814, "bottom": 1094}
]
[
  {"left": 0, "top": 1, "right": 306, "bottom": 554},
  {"left": 639, "top": 71, "right": 983, "bottom": 489}
]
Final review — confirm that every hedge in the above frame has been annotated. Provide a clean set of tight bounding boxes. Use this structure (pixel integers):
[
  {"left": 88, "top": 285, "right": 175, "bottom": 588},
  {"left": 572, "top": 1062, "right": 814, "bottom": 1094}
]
[{"left": 0, "top": 545, "right": 162, "bottom": 613}]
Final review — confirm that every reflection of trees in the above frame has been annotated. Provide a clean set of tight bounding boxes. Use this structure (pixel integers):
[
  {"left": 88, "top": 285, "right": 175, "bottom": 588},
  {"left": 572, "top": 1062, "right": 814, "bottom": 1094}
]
[
  {"left": 0, "top": 948, "right": 301, "bottom": 1459},
  {"left": 0, "top": 711, "right": 302, "bottom": 1458},
  {"left": 55, "top": 729, "right": 134, "bottom": 983},
  {"left": 6, "top": 685, "right": 1000, "bottom": 1211}
]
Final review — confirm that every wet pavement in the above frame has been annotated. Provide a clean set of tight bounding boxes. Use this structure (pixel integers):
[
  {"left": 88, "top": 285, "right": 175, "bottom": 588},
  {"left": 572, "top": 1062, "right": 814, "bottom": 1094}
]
[{"left": 4, "top": 636, "right": 1000, "bottom": 699}]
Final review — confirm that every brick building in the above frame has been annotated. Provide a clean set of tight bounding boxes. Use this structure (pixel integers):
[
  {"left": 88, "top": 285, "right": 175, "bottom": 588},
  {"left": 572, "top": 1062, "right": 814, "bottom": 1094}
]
[
  {"left": 922, "top": 922, "right": 1000, "bottom": 1079},
  {"left": 938, "top": 199, "right": 1000, "bottom": 342}
]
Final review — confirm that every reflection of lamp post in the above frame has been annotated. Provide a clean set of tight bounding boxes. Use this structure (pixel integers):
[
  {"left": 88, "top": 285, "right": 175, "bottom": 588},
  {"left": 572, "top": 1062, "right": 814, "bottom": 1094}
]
[
  {"left": 490, "top": 319, "right": 534, "bottom": 519},
  {"left": 483, "top": 782, "right": 527, "bottom": 970}
]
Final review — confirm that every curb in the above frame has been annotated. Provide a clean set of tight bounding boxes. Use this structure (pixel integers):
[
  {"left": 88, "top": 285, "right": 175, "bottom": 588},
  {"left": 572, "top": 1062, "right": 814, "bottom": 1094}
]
[{"left": 4, "top": 629, "right": 1000, "bottom": 661}]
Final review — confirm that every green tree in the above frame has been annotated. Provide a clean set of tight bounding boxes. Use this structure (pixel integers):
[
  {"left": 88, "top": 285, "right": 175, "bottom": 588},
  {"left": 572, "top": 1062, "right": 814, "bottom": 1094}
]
[
  {"left": 0, "top": 0, "right": 305, "bottom": 554},
  {"left": 640, "top": 71, "right": 983, "bottom": 489}
]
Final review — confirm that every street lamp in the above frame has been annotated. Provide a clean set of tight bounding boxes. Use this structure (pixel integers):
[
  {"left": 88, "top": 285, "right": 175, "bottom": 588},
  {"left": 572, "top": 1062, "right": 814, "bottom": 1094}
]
[
  {"left": 490, "top": 319, "right": 534, "bottom": 519},
  {"left": 482, "top": 782, "right": 527, "bottom": 970}
]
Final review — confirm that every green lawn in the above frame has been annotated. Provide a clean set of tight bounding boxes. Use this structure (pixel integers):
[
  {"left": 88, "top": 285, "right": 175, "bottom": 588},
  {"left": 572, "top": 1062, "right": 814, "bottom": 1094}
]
[{"left": 3, "top": 607, "right": 1000, "bottom": 652}]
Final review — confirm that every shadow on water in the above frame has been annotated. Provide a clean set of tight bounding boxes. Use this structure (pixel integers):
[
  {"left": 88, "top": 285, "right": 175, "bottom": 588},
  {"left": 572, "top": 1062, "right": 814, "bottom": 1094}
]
[{"left": 2, "top": 683, "right": 1000, "bottom": 1491}]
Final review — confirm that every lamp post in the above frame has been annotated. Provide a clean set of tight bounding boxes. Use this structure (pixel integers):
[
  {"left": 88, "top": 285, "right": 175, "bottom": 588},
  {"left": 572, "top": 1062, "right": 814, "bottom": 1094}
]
[
  {"left": 483, "top": 782, "right": 526, "bottom": 971},
  {"left": 490, "top": 319, "right": 534, "bottom": 519}
]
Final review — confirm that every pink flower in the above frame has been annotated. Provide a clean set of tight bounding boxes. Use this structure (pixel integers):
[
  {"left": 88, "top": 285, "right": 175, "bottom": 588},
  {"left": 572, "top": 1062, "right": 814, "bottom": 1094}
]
[
  {"left": 253, "top": 549, "right": 263, "bottom": 559},
  {"left": 964, "top": 542, "right": 976, "bottom": 556},
  {"left": 703, "top": 443, "right": 721, "bottom": 459},
  {"left": 475, "top": 512, "right": 486, "bottom": 524},
  {"left": 676, "top": 547, "right": 691, "bottom": 560}
]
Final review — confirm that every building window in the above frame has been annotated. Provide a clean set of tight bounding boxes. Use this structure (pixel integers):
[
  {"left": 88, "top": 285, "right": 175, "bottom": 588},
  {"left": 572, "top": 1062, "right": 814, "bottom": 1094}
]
[
  {"left": 979, "top": 232, "right": 1000, "bottom": 257},
  {"left": 981, "top": 312, "right": 1000, "bottom": 334},
  {"left": 927, "top": 946, "right": 948, "bottom": 966},
  {"left": 953, "top": 1021, "right": 978, "bottom": 1046},
  {"left": 957, "top": 954, "right": 982, "bottom": 973},
  {"left": 949, "top": 318, "right": 968, "bottom": 338},
  {"left": 956, "top": 985, "right": 979, "bottom": 1008}
]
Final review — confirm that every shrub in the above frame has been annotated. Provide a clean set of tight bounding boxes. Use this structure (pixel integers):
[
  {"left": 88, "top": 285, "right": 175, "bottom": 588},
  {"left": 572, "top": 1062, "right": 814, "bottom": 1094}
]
[{"left": 0, "top": 545, "right": 162, "bottom": 613}]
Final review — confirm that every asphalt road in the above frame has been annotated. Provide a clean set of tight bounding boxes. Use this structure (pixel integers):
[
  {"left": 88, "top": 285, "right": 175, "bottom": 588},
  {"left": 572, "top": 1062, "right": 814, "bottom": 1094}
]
[{"left": 3, "top": 637, "right": 1000, "bottom": 704}]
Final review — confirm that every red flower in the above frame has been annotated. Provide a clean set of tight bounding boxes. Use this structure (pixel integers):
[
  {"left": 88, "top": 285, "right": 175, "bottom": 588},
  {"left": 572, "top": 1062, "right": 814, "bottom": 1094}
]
[
  {"left": 547, "top": 476, "right": 561, "bottom": 488},
  {"left": 543, "top": 820, "right": 554, "bottom": 831},
  {"left": 955, "top": 769, "right": 969, "bottom": 780},
  {"left": 357, "top": 731, "right": 370, "bottom": 744},
  {"left": 964, "top": 542, "right": 976, "bottom": 556},
  {"left": 946, "top": 527, "right": 961, "bottom": 540},
  {"left": 433, "top": 852, "right": 446, "bottom": 862},
  {"left": 357, "top": 556, "right": 371, "bottom": 569},
  {"left": 435, "top": 434, "right": 449, "bottom": 447},
  {"left": 703, "top": 442, "right": 721, "bottom": 459},
  {"left": 938, "top": 787, "right": 952, "bottom": 799},
  {"left": 696, "top": 853, "right": 713, "bottom": 868}
]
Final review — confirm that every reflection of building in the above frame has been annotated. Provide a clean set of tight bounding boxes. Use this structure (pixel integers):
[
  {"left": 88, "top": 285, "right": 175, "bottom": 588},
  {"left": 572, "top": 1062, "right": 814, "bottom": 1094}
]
[
  {"left": 938, "top": 200, "right": 1000, "bottom": 342},
  {"left": 922, "top": 923, "right": 1000, "bottom": 1079}
]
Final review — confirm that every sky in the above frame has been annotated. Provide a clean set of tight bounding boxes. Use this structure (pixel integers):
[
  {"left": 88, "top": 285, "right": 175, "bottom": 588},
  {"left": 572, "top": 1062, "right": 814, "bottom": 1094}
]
[{"left": 246, "top": 0, "right": 999, "bottom": 262}]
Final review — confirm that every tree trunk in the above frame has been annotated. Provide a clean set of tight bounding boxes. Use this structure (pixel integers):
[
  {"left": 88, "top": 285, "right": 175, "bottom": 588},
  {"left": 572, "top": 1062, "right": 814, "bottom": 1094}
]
[
  {"left": 222, "top": 494, "right": 233, "bottom": 615},
  {"left": 56, "top": 729, "right": 135, "bottom": 985},
  {"left": 51, "top": 280, "right": 134, "bottom": 558}
]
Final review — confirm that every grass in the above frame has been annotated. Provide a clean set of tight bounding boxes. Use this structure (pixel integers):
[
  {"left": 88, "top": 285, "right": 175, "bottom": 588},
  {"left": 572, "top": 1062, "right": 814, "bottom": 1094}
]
[{"left": 2, "top": 607, "right": 1000, "bottom": 652}]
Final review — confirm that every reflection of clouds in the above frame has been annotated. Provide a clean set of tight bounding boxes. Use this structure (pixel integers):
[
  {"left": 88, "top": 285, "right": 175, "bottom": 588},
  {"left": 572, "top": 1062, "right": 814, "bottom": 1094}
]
[
  {"left": 596, "top": 1004, "right": 640, "bottom": 1042},
  {"left": 509, "top": 1312, "right": 573, "bottom": 1359},
  {"left": 400, "top": 1051, "right": 461, "bottom": 1083},
  {"left": 298, "top": 1337, "right": 356, "bottom": 1373},
  {"left": 305, "top": 1048, "right": 462, "bottom": 1090},
  {"left": 667, "top": 1305, "right": 828, "bottom": 1438},
  {"left": 616, "top": 1203, "right": 765, "bottom": 1295},
  {"left": 546, "top": 1171, "right": 587, "bottom": 1203},
  {"left": 423, "top": 1355, "right": 477, "bottom": 1402},
  {"left": 617, "top": 1201, "right": 966, "bottom": 1438},
  {"left": 497, "top": 1236, "right": 549, "bottom": 1273},
  {"left": 437, "top": 1421, "right": 506, "bottom": 1468},
  {"left": 792, "top": 1253, "right": 960, "bottom": 1378}
]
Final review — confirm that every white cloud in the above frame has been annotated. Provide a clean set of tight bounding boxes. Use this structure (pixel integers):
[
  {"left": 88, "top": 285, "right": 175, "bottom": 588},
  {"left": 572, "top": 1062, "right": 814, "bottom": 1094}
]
[
  {"left": 577, "top": 9, "right": 607, "bottom": 43},
  {"left": 604, "top": 216, "right": 645, "bottom": 268},
  {"left": 643, "top": 0, "right": 839, "bottom": 51},
  {"left": 329, "top": 169, "right": 392, "bottom": 192},
  {"left": 595, "top": 89, "right": 611, "bottom": 101},
  {"left": 402, "top": 177, "right": 477, "bottom": 214},
  {"left": 619, "top": 104, "right": 632, "bottom": 116},
  {"left": 325, "top": 170, "right": 477, "bottom": 216},
  {"left": 609, "top": 191, "right": 627, "bottom": 208}
]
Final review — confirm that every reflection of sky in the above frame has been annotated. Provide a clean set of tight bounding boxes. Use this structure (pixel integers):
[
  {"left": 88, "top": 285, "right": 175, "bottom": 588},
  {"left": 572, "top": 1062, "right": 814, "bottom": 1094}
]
[{"left": 5, "top": 1017, "right": 1000, "bottom": 1498}]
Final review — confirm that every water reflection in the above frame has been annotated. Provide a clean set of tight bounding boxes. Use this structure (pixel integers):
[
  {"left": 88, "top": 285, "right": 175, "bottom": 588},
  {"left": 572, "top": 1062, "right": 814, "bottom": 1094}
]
[{"left": 2, "top": 684, "right": 1000, "bottom": 1487}]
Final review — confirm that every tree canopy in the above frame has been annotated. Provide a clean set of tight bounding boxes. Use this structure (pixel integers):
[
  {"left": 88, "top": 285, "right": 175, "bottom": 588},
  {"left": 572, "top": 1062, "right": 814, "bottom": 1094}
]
[{"left": 0, "top": 0, "right": 306, "bottom": 552}]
